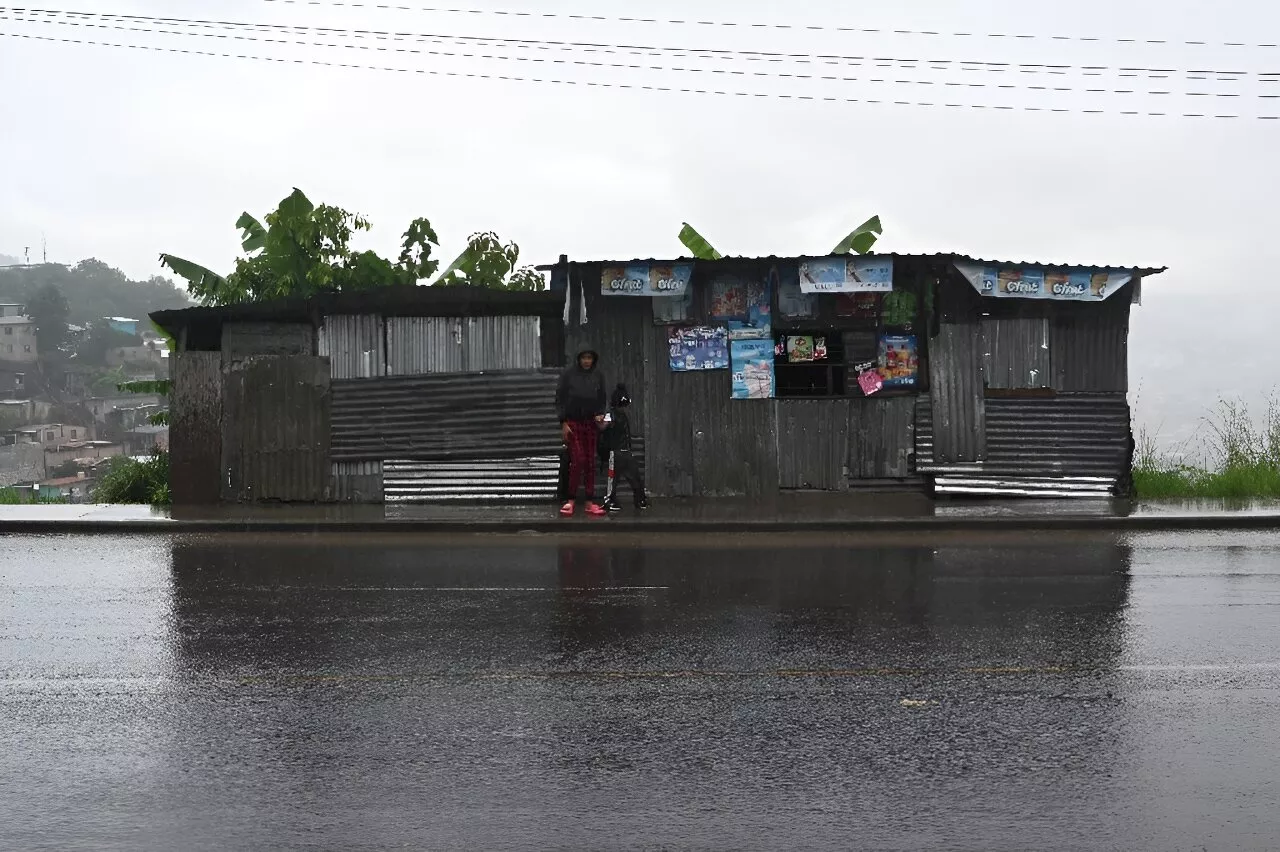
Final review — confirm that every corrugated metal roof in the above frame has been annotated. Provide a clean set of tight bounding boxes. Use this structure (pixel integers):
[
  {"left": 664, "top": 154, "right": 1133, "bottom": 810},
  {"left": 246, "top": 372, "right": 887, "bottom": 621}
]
[
  {"left": 152, "top": 285, "right": 561, "bottom": 339},
  {"left": 541, "top": 253, "right": 1167, "bottom": 276}
]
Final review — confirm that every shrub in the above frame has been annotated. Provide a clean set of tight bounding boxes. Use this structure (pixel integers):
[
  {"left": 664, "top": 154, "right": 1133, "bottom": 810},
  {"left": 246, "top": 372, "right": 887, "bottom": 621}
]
[{"left": 93, "top": 452, "right": 171, "bottom": 506}]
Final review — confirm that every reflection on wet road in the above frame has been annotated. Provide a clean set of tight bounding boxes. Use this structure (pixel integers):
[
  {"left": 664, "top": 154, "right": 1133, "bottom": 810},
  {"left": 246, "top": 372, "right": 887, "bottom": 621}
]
[{"left": 3, "top": 530, "right": 1280, "bottom": 850}]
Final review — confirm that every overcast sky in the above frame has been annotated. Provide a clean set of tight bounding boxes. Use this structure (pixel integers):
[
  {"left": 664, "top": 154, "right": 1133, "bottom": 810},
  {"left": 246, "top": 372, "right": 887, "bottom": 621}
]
[{"left": 3, "top": 0, "right": 1278, "bottom": 445}]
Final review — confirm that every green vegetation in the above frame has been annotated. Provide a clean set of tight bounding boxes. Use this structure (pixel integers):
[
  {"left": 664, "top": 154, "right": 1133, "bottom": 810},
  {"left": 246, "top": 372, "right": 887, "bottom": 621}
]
[
  {"left": 93, "top": 452, "right": 170, "bottom": 506},
  {"left": 160, "top": 188, "right": 543, "bottom": 306},
  {"left": 678, "top": 215, "right": 884, "bottom": 260},
  {"left": 0, "top": 258, "right": 189, "bottom": 327},
  {"left": 0, "top": 486, "right": 66, "bottom": 505},
  {"left": 1133, "top": 398, "right": 1280, "bottom": 499}
]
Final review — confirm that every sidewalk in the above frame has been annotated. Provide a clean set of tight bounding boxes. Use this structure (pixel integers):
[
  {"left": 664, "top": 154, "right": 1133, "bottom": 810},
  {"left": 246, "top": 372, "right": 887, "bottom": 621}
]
[{"left": 3, "top": 494, "right": 1280, "bottom": 533}]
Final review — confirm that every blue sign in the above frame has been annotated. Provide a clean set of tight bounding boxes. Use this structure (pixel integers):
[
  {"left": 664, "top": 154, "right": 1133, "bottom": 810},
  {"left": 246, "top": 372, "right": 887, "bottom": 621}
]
[
  {"left": 669, "top": 326, "right": 730, "bottom": 372},
  {"left": 799, "top": 256, "right": 894, "bottom": 293},
  {"left": 731, "top": 339, "right": 775, "bottom": 399}
]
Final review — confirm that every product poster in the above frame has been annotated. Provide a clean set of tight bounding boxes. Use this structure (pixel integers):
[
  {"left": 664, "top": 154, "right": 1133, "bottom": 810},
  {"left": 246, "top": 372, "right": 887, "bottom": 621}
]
[
  {"left": 858, "top": 369, "right": 884, "bottom": 396},
  {"left": 731, "top": 339, "right": 776, "bottom": 399},
  {"left": 776, "top": 265, "right": 818, "bottom": 319},
  {"left": 799, "top": 256, "right": 894, "bottom": 294},
  {"left": 878, "top": 334, "right": 919, "bottom": 387},
  {"left": 652, "top": 288, "right": 694, "bottom": 324},
  {"left": 730, "top": 272, "right": 773, "bottom": 339},
  {"left": 781, "top": 335, "right": 828, "bottom": 363},
  {"left": 710, "top": 274, "right": 748, "bottom": 319},
  {"left": 601, "top": 262, "right": 694, "bottom": 297},
  {"left": 954, "top": 261, "right": 1132, "bottom": 302},
  {"left": 668, "top": 326, "right": 729, "bottom": 372},
  {"left": 836, "top": 292, "right": 881, "bottom": 320}
]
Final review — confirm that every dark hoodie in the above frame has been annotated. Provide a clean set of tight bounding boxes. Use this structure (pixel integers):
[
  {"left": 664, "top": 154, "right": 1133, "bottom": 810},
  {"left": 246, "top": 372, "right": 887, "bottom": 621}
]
[
  {"left": 603, "top": 384, "right": 635, "bottom": 453},
  {"left": 556, "top": 346, "right": 607, "bottom": 423}
]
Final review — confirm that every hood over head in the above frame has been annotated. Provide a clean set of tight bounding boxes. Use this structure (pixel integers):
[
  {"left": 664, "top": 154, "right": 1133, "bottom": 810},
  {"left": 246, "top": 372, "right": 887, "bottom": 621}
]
[
  {"left": 575, "top": 346, "right": 599, "bottom": 370},
  {"left": 611, "top": 383, "right": 631, "bottom": 407}
]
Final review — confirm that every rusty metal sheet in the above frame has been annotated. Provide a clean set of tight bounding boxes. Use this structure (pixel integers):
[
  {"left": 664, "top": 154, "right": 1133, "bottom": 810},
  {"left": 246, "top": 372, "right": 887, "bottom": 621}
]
[
  {"left": 777, "top": 400, "right": 849, "bottom": 490},
  {"left": 221, "top": 356, "right": 331, "bottom": 502},
  {"left": 169, "top": 352, "right": 222, "bottom": 505}
]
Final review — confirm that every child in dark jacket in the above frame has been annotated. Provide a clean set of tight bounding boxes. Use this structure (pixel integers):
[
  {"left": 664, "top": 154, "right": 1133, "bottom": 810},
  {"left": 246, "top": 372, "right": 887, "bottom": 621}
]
[{"left": 601, "top": 384, "right": 649, "bottom": 513}]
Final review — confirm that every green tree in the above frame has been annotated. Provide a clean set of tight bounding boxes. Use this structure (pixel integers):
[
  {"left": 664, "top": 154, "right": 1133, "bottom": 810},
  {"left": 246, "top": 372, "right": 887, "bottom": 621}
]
[
  {"left": 435, "top": 232, "right": 545, "bottom": 291},
  {"left": 25, "top": 283, "right": 69, "bottom": 353},
  {"left": 0, "top": 260, "right": 189, "bottom": 327},
  {"left": 161, "top": 189, "right": 544, "bottom": 305}
]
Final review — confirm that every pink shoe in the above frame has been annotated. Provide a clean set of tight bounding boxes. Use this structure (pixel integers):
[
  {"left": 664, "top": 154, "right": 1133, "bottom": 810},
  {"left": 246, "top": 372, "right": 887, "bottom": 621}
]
[
  {"left": 585, "top": 502, "right": 607, "bottom": 517},
  {"left": 560, "top": 501, "right": 576, "bottom": 516}
]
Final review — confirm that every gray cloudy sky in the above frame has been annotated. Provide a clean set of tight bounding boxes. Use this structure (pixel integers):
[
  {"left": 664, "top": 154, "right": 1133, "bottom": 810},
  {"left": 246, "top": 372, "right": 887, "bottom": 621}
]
[{"left": 3, "top": 0, "right": 1278, "bottom": 443}]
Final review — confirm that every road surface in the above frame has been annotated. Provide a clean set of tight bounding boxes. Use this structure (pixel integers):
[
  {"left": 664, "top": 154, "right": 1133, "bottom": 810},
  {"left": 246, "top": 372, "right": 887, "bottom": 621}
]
[{"left": 3, "top": 529, "right": 1278, "bottom": 850}]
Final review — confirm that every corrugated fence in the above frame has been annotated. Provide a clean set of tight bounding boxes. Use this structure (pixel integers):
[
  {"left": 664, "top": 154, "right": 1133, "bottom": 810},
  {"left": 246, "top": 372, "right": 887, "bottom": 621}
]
[
  {"left": 331, "top": 370, "right": 563, "bottom": 462},
  {"left": 916, "top": 394, "right": 1131, "bottom": 496}
]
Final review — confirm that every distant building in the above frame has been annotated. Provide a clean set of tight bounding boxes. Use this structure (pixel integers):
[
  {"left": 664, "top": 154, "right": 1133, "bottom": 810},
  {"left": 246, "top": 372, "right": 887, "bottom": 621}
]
[
  {"left": 106, "top": 317, "right": 140, "bottom": 336},
  {"left": 42, "top": 441, "right": 122, "bottom": 469},
  {"left": 0, "top": 314, "right": 37, "bottom": 364},
  {"left": 124, "top": 424, "right": 169, "bottom": 455},
  {"left": 87, "top": 394, "right": 163, "bottom": 423},
  {"left": 106, "top": 341, "right": 165, "bottom": 369},
  {"left": 37, "top": 472, "right": 94, "bottom": 503},
  {"left": 0, "top": 304, "right": 25, "bottom": 318},
  {"left": 10, "top": 423, "right": 94, "bottom": 450}
]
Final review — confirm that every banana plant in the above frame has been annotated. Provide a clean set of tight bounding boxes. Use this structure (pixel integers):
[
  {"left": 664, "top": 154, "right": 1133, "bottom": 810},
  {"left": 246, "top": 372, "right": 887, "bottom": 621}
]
[{"left": 677, "top": 215, "right": 883, "bottom": 259}]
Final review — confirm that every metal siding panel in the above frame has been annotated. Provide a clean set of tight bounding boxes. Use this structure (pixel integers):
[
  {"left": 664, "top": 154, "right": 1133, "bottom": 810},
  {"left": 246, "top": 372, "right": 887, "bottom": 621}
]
[
  {"left": 848, "top": 396, "right": 917, "bottom": 479},
  {"left": 319, "top": 315, "right": 385, "bottom": 379},
  {"left": 463, "top": 316, "right": 542, "bottom": 371},
  {"left": 331, "top": 370, "right": 561, "bottom": 462},
  {"left": 221, "top": 322, "right": 314, "bottom": 359},
  {"left": 928, "top": 322, "right": 987, "bottom": 463},
  {"left": 568, "top": 287, "right": 650, "bottom": 435},
  {"left": 386, "top": 316, "right": 463, "bottom": 375},
  {"left": 694, "top": 396, "right": 779, "bottom": 497},
  {"left": 222, "top": 356, "right": 331, "bottom": 502},
  {"left": 642, "top": 322, "right": 693, "bottom": 496},
  {"left": 331, "top": 460, "right": 383, "bottom": 503},
  {"left": 982, "top": 316, "right": 1052, "bottom": 389},
  {"left": 777, "top": 400, "right": 849, "bottom": 490},
  {"left": 170, "top": 352, "right": 223, "bottom": 505},
  {"left": 916, "top": 394, "right": 1130, "bottom": 492},
  {"left": 1051, "top": 297, "right": 1130, "bottom": 393}
]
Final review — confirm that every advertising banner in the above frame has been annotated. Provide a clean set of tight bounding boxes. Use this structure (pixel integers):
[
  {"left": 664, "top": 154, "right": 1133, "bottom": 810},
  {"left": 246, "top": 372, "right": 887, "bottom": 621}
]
[
  {"left": 777, "top": 265, "right": 818, "bottom": 319},
  {"left": 954, "top": 261, "right": 1132, "bottom": 302},
  {"left": 709, "top": 271, "right": 773, "bottom": 339},
  {"left": 731, "top": 339, "right": 776, "bottom": 399},
  {"left": 601, "top": 262, "right": 694, "bottom": 297},
  {"left": 668, "top": 326, "right": 730, "bottom": 372},
  {"left": 879, "top": 335, "right": 919, "bottom": 388},
  {"left": 798, "top": 256, "right": 894, "bottom": 294}
]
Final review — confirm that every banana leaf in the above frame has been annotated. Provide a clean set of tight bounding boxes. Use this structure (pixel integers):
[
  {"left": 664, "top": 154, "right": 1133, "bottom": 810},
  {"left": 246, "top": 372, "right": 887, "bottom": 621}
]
[
  {"left": 831, "top": 215, "right": 883, "bottom": 255},
  {"left": 678, "top": 223, "right": 724, "bottom": 260}
]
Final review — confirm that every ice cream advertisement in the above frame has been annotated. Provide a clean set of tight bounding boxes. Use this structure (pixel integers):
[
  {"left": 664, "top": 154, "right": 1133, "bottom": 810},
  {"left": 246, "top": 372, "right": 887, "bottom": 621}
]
[
  {"left": 731, "top": 339, "right": 776, "bottom": 399},
  {"left": 798, "top": 256, "right": 894, "bottom": 294},
  {"left": 600, "top": 262, "right": 694, "bottom": 297},
  {"left": 668, "top": 326, "right": 730, "bottom": 372},
  {"left": 955, "top": 261, "right": 1132, "bottom": 302}
]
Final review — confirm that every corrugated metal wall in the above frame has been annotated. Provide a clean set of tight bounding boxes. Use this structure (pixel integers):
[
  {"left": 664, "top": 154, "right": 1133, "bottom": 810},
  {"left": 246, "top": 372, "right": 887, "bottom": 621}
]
[
  {"left": 330, "top": 370, "right": 561, "bottom": 462},
  {"left": 916, "top": 394, "right": 1131, "bottom": 495},
  {"left": 777, "top": 401, "right": 849, "bottom": 490},
  {"left": 221, "top": 322, "right": 314, "bottom": 360},
  {"left": 928, "top": 322, "right": 987, "bottom": 463},
  {"left": 1051, "top": 296, "right": 1130, "bottom": 393},
  {"left": 848, "top": 396, "right": 917, "bottom": 480},
  {"left": 379, "top": 316, "right": 544, "bottom": 376},
  {"left": 318, "top": 315, "right": 386, "bottom": 379},
  {"left": 169, "top": 352, "right": 223, "bottom": 505},
  {"left": 221, "top": 356, "right": 331, "bottom": 502},
  {"left": 330, "top": 460, "right": 383, "bottom": 503},
  {"left": 567, "top": 274, "right": 650, "bottom": 434},
  {"left": 982, "top": 316, "right": 1052, "bottom": 389}
]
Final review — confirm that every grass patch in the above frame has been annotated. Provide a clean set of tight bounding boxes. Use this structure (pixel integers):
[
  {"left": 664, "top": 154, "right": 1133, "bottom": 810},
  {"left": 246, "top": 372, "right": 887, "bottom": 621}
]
[
  {"left": 0, "top": 486, "right": 67, "bottom": 505},
  {"left": 1135, "top": 397, "right": 1280, "bottom": 499},
  {"left": 93, "top": 452, "right": 171, "bottom": 506}
]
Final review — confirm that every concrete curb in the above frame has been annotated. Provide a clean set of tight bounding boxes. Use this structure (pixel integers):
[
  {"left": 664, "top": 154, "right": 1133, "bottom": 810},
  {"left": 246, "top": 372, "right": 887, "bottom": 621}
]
[{"left": 2, "top": 514, "right": 1280, "bottom": 535}]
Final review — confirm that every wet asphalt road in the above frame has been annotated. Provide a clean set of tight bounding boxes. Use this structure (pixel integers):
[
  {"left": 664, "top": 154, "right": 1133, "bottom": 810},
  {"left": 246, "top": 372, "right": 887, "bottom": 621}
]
[{"left": 3, "top": 530, "right": 1279, "bottom": 851}]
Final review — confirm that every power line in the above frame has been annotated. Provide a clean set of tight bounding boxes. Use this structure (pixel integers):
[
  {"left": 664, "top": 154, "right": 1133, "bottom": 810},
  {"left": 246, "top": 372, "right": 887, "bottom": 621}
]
[
  {"left": 7, "top": 8, "right": 1278, "bottom": 85},
  {"left": 255, "top": 0, "right": 1280, "bottom": 51},
  {"left": 6, "top": 29, "right": 1275, "bottom": 120},
  {"left": 8, "top": 12, "right": 1274, "bottom": 101}
]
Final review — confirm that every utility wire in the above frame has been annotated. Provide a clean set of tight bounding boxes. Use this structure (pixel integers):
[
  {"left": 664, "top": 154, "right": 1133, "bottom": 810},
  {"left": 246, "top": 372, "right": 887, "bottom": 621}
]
[
  {"left": 8, "top": 12, "right": 1273, "bottom": 101},
  {"left": 7, "top": 7, "right": 1278, "bottom": 84},
  {"left": 5, "top": 29, "right": 1276, "bottom": 120},
  {"left": 255, "top": 0, "right": 1280, "bottom": 51}
]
